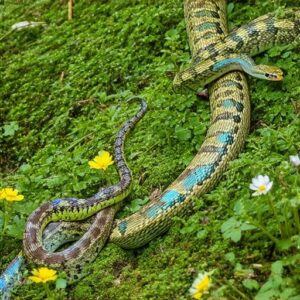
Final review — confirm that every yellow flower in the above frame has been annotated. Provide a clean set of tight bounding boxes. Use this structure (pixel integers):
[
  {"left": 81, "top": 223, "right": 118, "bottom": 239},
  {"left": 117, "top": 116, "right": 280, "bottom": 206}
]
[
  {"left": 0, "top": 188, "right": 24, "bottom": 201},
  {"left": 0, "top": 189, "right": 5, "bottom": 200},
  {"left": 189, "top": 272, "right": 211, "bottom": 299},
  {"left": 88, "top": 150, "right": 114, "bottom": 170},
  {"left": 29, "top": 267, "right": 58, "bottom": 283}
]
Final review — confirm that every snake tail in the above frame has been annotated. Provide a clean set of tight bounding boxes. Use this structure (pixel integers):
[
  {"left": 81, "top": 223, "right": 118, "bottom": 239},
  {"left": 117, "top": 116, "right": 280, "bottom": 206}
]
[
  {"left": 23, "top": 97, "right": 147, "bottom": 269},
  {"left": 0, "top": 254, "right": 24, "bottom": 300}
]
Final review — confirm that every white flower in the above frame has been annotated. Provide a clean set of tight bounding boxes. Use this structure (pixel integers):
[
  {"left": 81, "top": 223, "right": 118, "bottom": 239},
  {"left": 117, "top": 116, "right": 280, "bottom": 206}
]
[
  {"left": 249, "top": 175, "right": 273, "bottom": 196},
  {"left": 189, "top": 272, "right": 211, "bottom": 299},
  {"left": 289, "top": 155, "right": 300, "bottom": 167}
]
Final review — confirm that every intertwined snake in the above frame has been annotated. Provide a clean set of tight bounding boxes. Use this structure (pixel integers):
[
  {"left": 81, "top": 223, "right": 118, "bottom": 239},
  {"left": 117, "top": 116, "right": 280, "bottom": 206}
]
[{"left": 1, "top": 1, "right": 299, "bottom": 298}]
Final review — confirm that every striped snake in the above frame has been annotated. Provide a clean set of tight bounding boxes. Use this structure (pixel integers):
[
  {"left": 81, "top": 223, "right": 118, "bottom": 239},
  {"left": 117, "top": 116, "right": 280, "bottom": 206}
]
[{"left": 1, "top": 1, "right": 299, "bottom": 298}]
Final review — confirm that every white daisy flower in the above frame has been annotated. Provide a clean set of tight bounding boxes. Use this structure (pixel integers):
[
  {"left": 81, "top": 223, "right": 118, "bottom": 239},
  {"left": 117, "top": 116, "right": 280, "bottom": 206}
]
[
  {"left": 249, "top": 175, "right": 273, "bottom": 196},
  {"left": 289, "top": 155, "right": 300, "bottom": 167},
  {"left": 189, "top": 272, "right": 211, "bottom": 299}
]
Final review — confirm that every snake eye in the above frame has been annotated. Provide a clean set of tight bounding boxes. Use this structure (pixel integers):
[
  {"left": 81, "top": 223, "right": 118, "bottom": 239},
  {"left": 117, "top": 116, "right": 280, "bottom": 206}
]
[{"left": 265, "top": 73, "right": 274, "bottom": 78}]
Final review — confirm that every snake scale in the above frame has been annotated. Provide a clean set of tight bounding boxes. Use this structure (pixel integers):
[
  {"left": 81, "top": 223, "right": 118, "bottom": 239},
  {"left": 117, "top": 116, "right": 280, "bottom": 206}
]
[{"left": 1, "top": 1, "right": 299, "bottom": 298}]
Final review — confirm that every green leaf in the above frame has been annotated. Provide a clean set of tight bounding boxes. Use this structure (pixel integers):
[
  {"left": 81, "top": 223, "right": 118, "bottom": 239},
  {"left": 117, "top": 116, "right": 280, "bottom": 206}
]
[
  {"left": 221, "top": 217, "right": 239, "bottom": 232},
  {"left": 6, "top": 215, "right": 25, "bottom": 239},
  {"left": 56, "top": 278, "right": 67, "bottom": 289},
  {"left": 19, "top": 163, "right": 31, "bottom": 173},
  {"left": 196, "top": 229, "right": 207, "bottom": 240},
  {"left": 230, "top": 229, "right": 242, "bottom": 242},
  {"left": 174, "top": 126, "right": 191, "bottom": 141},
  {"left": 276, "top": 239, "right": 294, "bottom": 251},
  {"left": 271, "top": 260, "right": 283, "bottom": 275},
  {"left": 227, "top": 3, "right": 234, "bottom": 15},
  {"left": 255, "top": 289, "right": 277, "bottom": 300},
  {"left": 165, "top": 28, "right": 179, "bottom": 41},
  {"left": 233, "top": 200, "right": 245, "bottom": 215},
  {"left": 240, "top": 223, "right": 256, "bottom": 231},
  {"left": 224, "top": 252, "right": 235, "bottom": 264},
  {"left": 243, "top": 279, "right": 260, "bottom": 290},
  {"left": 3, "top": 121, "right": 19, "bottom": 136},
  {"left": 127, "top": 198, "right": 149, "bottom": 213}
]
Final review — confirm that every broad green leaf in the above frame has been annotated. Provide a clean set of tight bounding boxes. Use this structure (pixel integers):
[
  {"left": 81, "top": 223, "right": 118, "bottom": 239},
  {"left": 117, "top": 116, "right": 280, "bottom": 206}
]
[
  {"left": 243, "top": 279, "right": 260, "bottom": 290},
  {"left": 3, "top": 122, "right": 19, "bottom": 136},
  {"left": 56, "top": 278, "right": 67, "bottom": 289}
]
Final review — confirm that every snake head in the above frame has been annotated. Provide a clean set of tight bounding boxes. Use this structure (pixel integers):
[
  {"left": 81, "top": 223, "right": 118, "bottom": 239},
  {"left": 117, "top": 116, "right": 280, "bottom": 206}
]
[{"left": 253, "top": 65, "right": 284, "bottom": 81}]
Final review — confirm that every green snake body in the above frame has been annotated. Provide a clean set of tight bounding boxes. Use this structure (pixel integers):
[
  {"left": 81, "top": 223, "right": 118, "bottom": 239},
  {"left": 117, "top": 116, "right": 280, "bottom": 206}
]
[
  {"left": 110, "top": 0, "right": 250, "bottom": 249},
  {"left": 1, "top": 1, "right": 299, "bottom": 298},
  {"left": 173, "top": 9, "right": 300, "bottom": 89},
  {"left": 23, "top": 98, "right": 147, "bottom": 271}
]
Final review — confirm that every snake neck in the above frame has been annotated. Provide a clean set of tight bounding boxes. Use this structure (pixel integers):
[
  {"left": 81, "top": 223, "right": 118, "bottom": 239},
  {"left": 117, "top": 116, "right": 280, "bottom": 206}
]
[
  {"left": 173, "top": 9, "right": 300, "bottom": 90},
  {"left": 173, "top": 54, "right": 254, "bottom": 91}
]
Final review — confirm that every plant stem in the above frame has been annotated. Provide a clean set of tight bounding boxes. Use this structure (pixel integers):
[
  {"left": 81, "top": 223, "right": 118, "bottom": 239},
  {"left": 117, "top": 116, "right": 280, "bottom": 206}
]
[
  {"left": 2, "top": 201, "right": 11, "bottom": 235},
  {"left": 68, "top": 0, "right": 73, "bottom": 20},
  {"left": 248, "top": 219, "right": 279, "bottom": 244},
  {"left": 0, "top": 29, "right": 13, "bottom": 42},
  {"left": 293, "top": 207, "right": 300, "bottom": 234},
  {"left": 283, "top": 199, "right": 292, "bottom": 237},
  {"left": 221, "top": 279, "right": 252, "bottom": 300},
  {"left": 266, "top": 194, "right": 285, "bottom": 238},
  {"left": 44, "top": 283, "right": 52, "bottom": 299}
]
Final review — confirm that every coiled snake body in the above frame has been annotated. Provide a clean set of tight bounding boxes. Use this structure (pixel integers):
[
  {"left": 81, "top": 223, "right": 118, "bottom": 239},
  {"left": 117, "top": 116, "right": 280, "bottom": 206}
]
[{"left": 1, "top": 1, "right": 299, "bottom": 298}]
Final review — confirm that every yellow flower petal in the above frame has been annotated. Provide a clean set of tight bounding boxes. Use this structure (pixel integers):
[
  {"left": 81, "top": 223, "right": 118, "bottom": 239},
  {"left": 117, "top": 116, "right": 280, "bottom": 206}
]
[
  {"left": 88, "top": 161, "right": 101, "bottom": 169},
  {"left": 193, "top": 292, "right": 203, "bottom": 299},
  {"left": 0, "top": 188, "right": 24, "bottom": 202},
  {"left": 29, "top": 267, "right": 58, "bottom": 283},
  {"left": 88, "top": 150, "right": 114, "bottom": 170},
  {"left": 190, "top": 272, "right": 211, "bottom": 299},
  {"left": 32, "top": 268, "right": 40, "bottom": 277},
  {"left": 195, "top": 274, "right": 210, "bottom": 291},
  {"left": 29, "top": 276, "right": 43, "bottom": 283}
]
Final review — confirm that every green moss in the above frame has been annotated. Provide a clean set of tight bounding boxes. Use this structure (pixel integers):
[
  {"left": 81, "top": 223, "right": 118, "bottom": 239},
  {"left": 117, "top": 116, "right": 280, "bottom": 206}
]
[{"left": 1, "top": 0, "right": 300, "bottom": 299}]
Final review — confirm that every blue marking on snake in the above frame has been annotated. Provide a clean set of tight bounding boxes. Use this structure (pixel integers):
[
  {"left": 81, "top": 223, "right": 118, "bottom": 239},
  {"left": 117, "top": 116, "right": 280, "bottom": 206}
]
[
  {"left": 224, "top": 80, "right": 243, "bottom": 90},
  {"left": 0, "top": 277, "right": 6, "bottom": 291},
  {"left": 217, "top": 132, "right": 234, "bottom": 144},
  {"left": 118, "top": 221, "right": 128, "bottom": 235},
  {"left": 213, "top": 57, "right": 249, "bottom": 71},
  {"left": 145, "top": 203, "right": 163, "bottom": 218},
  {"left": 52, "top": 198, "right": 62, "bottom": 208},
  {"left": 223, "top": 99, "right": 235, "bottom": 108},
  {"left": 160, "top": 190, "right": 185, "bottom": 209},
  {"left": 182, "top": 164, "right": 215, "bottom": 191},
  {"left": 196, "top": 22, "right": 218, "bottom": 31},
  {"left": 145, "top": 190, "right": 185, "bottom": 219},
  {"left": 0, "top": 255, "right": 23, "bottom": 294},
  {"left": 223, "top": 99, "right": 244, "bottom": 112},
  {"left": 216, "top": 146, "right": 227, "bottom": 155}
]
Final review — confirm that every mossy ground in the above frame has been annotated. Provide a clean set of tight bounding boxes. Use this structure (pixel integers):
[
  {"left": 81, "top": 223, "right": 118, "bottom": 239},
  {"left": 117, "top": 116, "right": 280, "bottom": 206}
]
[{"left": 1, "top": 0, "right": 300, "bottom": 299}]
